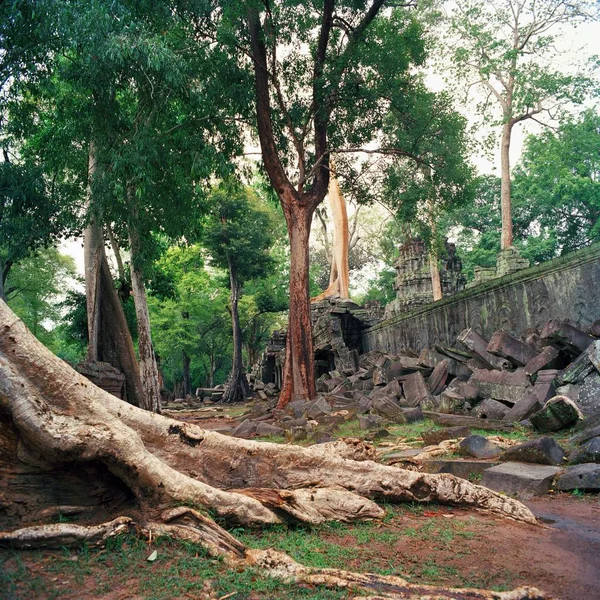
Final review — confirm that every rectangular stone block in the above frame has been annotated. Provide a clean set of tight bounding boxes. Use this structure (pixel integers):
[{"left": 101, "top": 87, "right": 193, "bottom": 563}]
[
  {"left": 523, "top": 346, "right": 560, "bottom": 377},
  {"left": 457, "top": 328, "right": 511, "bottom": 370},
  {"left": 469, "top": 369, "right": 530, "bottom": 405},
  {"left": 540, "top": 320, "right": 593, "bottom": 356},
  {"left": 503, "top": 382, "right": 555, "bottom": 422},
  {"left": 481, "top": 462, "right": 561, "bottom": 499},
  {"left": 403, "top": 371, "right": 434, "bottom": 408},
  {"left": 486, "top": 331, "right": 539, "bottom": 367}
]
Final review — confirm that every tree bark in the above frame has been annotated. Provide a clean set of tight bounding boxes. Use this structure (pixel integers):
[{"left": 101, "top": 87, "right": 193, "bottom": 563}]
[
  {"left": 221, "top": 262, "right": 251, "bottom": 403},
  {"left": 128, "top": 218, "right": 161, "bottom": 414},
  {"left": 500, "top": 121, "right": 514, "bottom": 250},
  {"left": 278, "top": 202, "right": 317, "bottom": 407}
]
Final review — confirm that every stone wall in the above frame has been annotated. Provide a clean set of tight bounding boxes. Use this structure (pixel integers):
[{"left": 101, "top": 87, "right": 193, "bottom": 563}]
[{"left": 364, "top": 243, "right": 600, "bottom": 355}]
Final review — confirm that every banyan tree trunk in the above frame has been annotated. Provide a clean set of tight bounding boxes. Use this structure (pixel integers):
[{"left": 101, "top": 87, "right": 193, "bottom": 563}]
[{"left": 0, "top": 299, "right": 548, "bottom": 599}]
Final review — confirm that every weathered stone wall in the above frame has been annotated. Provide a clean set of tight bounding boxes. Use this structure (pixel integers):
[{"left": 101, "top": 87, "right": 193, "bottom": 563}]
[{"left": 364, "top": 243, "right": 600, "bottom": 354}]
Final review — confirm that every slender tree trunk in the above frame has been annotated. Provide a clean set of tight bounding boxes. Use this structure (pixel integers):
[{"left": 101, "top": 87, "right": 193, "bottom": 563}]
[
  {"left": 500, "top": 121, "right": 514, "bottom": 250},
  {"left": 182, "top": 351, "right": 191, "bottom": 397},
  {"left": 127, "top": 198, "right": 161, "bottom": 414},
  {"left": 82, "top": 145, "right": 145, "bottom": 407},
  {"left": 278, "top": 202, "right": 316, "bottom": 408},
  {"left": 83, "top": 146, "right": 102, "bottom": 362},
  {"left": 222, "top": 263, "right": 251, "bottom": 403}
]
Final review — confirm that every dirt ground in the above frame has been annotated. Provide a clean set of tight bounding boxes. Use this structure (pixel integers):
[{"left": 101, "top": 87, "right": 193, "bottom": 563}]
[
  {"left": 1, "top": 494, "right": 598, "bottom": 599},
  {"left": 2, "top": 406, "right": 599, "bottom": 599}
]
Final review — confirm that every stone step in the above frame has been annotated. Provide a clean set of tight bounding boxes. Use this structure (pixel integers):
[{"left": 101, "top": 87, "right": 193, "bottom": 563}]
[{"left": 481, "top": 461, "right": 562, "bottom": 500}]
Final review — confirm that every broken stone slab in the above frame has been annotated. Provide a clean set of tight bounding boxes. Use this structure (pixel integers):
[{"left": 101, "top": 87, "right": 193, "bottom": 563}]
[
  {"left": 469, "top": 368, "right": 530, "bottom": 405},
  {"left": 487, "top": 331, "right": 539, "bottom": 367},
  {"left": 447, "top": 379, "right": 480, "bottom": 401},
  {"left": 386, "top": 356, "right": 427, "bottom": 380},
  {"left": 254, "top": 422, "right": 285, "bottom": 437},
  {"left": 434, "top": 345, "right": 472, "bottom": 363},
  {"left": 577, "top": 371, "right": 600, "bottom": 416},
  {"left": 472, "top": 398, "right": 511, "bottom": 420},
  {"left": 503, "top": 382, "right": 555, "bottom": 422},
  {"left": 399, "top": 406, "right": 424, "bottom": 423},
  {"left": 529, "top": 396, "right": 584, "bottom": 432},
  {"left": 420, "top": 459, "right": 498, "bottom": 480},
  {"left": 535, "top": 369, "right": 561, "bottom": 384},
  {"left": 372, "top": 395, "right": 407, "bottom": 422},
  {"left": 427, "top": 360, "right": 449, "bottom": 395},
  {"left": 305, "top": 397, "right": 333, "bottom": 419},
  {"left": 540, "top": 320, "right": 594, "bottom": 356},
  {"left": 457, "top": 328, "right": 511, "bottom": 371},
  {"left": 372, "top": 378, "right": 402, "bottom": 400},
  {"left": 438, "top": 390, "right": 468, "bottom": 414},
  {"left": 403, "top": 371, "right": 435, "bottom": 408},
  {"left": 500, "top": 438, "right": 565, "bottom": 466},
  {"left": 569, "top": 436, "right": 600, "bottom": 465},
  {"left": 286, "top": 400, "right": 309, "bottom": 418},
  {"left": 358, "top": 414, "right": 385, "bottom": 430},
  {"left": 555, "top": 383, "right": 580, "bottom": 403},
  {"left": 555, "top": 351, "right": 595, "bottom": 387},
  {"left": 523, "top": 345, "right": 560, "bottom": 377},
  {"left": 285, "top": 426, "right": 309, "bottom": 443},
  {"left": 421, "top": 426, "right": 471, "bottom": 446},
  {"left": 231, "top": 419, "right": 258, "bottom": 439},
  {"left": 555, "top": 463, "right": 600, "bottom": 491},
  {"left": 423, "top": 412, "right": 514, "bottom": 431},
  {"left": 459, "top": 435, "right": 502, "bottom": 459},
  {"left": 481, "top": 462, "right": 562, "bottom": 500},
  {"left": 381, "top": 448, "right": 424, "bottom": 461}
]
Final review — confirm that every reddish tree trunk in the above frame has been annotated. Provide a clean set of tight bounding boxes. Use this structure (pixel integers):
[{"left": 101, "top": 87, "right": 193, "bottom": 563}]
[{"left": 278, "top": 202, "right": 316, "bottom": 407}]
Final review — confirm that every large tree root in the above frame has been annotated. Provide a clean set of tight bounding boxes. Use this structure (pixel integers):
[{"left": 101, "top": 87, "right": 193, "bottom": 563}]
[
  {"left": 0, "top": 301, "right": 547, "bottom": 597},
  {"left": 0, "top": 517, "right": 551, "bottom": 599}
]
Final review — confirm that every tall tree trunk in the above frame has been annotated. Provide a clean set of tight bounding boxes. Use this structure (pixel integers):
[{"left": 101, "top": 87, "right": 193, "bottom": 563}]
[
  {"left": 500, "top": 121, "right": 514, "bottom": 250},
  {"left": 221, "top": 263, "right": 251, "bottom": 403},
  {"left": 127, "top": 199, "right": 161, "bottom": 414},
  {"left": 82, "top": 144, "right": 145, "bottom": 407},
  {"left": 0, "top": 267, "right": 6, "bottom": 302},
  {"left": 278, "top": 203, "right": 316, "bottom": 408}
]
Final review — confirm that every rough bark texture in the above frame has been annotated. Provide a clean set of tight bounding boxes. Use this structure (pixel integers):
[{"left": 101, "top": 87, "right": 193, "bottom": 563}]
[
  {"left": 127, "top": 201, "right": 161, "bottom": 414},
  {"left": 0, "top": 300, "right": 546, "bottom": 598},
  {"left": 278, "top": 202, "right": 317, "bottom": 407},
  {"left": 221, "top": 263, "right": 251, "bottom": 403},
  {"left": 312, "top": 172, "right": 350, "bottom": 302},
  {"left": 500, "top": 121, "right": 514, "bottom": 249}
]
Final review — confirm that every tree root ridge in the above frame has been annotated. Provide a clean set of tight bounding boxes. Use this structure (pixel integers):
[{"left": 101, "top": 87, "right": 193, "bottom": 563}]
[{"left": 245, "top": 548, "right": 553, "bottom": 600}]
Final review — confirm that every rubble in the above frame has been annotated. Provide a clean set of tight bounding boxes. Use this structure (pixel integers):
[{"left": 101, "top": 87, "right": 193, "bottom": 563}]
[
  {"left": 481, "top": 462, "right": 562, "bottom": 500},
  {"left": 499, "top": 438, "right": 565, "bottom": 466}
]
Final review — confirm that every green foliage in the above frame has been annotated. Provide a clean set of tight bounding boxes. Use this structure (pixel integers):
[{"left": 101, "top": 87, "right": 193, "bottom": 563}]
[
  {"left": 0, "top": 160, "right": 78, "bottom": 292},
  {"left": 441, "top": 175, "right": 561, "bottom": 281},
  {"left": 203, "top": 182, "right": 276, "bottom": 284},
  {"left": 149, "top": 245, "right": 232, "bottom": 390},
  {"left": 5, "top": 246, "right": 78, "bottom": 348},
  {"left": 513, "top": 110, "right": 600, "bottom": 252}
]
